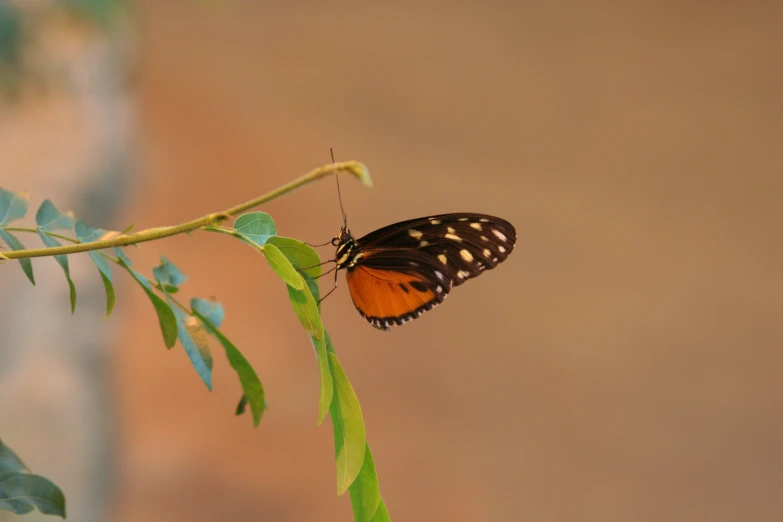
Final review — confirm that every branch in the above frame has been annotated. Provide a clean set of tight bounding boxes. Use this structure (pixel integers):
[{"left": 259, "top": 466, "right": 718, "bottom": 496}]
[{"left": 1, "top": 161, "right": 370, "bottom": 260}]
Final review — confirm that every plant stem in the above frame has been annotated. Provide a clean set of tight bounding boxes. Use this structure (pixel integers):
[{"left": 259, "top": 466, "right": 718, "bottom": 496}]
[{"left": 0, "top": 161, "right": 370, "bottom": 261}]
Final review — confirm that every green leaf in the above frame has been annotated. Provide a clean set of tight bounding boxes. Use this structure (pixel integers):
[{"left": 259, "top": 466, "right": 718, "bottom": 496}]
[
  {"left": 0, "top": 230, "right": 34, "bottom": 285},
  {"left": 172, "top": 307, "right": 213, "bottom": 391},
  {"left": 264, "top": 243, "right": 304, "bottom": 290},
  {"left": 0, "top": 188, "right": 28, "bottom": 225},
  {"left": 153, "top": 256, "right": 187, "bottom": 287},
  {"left": 328, "top": 351, "right": 366, "bottom": 495},
  {"left": 35, "top": 200, "right": 74, "bottom": 231},
  {"left": 191, "top": 297, "right": 225, "bottom": 327},
  {"left": 302, "top": 271, "right": 321, "bottom": 305},
  {"left": 325, "top": 329, "right": 337, "bottom": 355},
  {"left": 285, "top": 277, "right": 323, "bottom": 338},
  {"left": 0, "top": 439, "right": 66, "bottom": 518},
  {"left": 370, "top": 499, "right": 391, "bottom": 522},
  {"left": 36, "top": 232, "right": 76, "bottom": 313},
  {"left": 0, "top": 439, "right": 26, "bottom": 473},
  {"left": 233, "top": 212, "right": 277, "bottom": 246},
  {"left": 349, "top": 443, "right": 382, "bottom": 522},
  {"left": 310, "top": 334, "right": 333, "bottom": 426},
  {"left": 114, "top": 247, "right": 133, "bottom": 266},
  {"left": 235, "top": 394, "right": 249, "bottom": 416},
  {"left": 265, "top": 236, "right": 323, "bottom": 278},
  {"left": 0, "top": 472, "right": 66, "bottom": 517},
  {"left": 194, "top": 310, "right": 266, "bottom": 426},
  {"left": 75, "top": 220, "right": 115, "bottom": 318},
  {"left": 119, "top": 260, "right": 178, "bottom": 348}
]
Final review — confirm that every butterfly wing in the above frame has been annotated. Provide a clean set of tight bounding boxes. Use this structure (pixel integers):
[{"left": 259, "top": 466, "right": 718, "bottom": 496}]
[
  {"left": 346, "top": 248, "right": 450, "bottom": 331},
  {"left": 357, "top": 213, "right": 516, "bottom": 287},
  {"left": 346, "top": 213, "right": 516, "bottom": 330}
]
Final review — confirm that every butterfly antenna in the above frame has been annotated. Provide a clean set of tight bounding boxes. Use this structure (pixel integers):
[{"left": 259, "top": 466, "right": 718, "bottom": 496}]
[{"left": 331, "top": 147, "right": 348, "bottom": 228}]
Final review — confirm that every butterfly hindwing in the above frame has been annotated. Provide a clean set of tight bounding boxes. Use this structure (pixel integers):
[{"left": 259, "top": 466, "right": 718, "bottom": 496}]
[{"left": 345, "top": 248, "right": 451, "bottom": 331}]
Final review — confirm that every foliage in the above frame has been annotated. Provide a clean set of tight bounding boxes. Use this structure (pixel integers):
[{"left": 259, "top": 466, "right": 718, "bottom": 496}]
[
  {"left": 0, "top": 439, "right": 66, "bottom": 517},
  {"left": 0, "top": 161, "right": 390, "bottom": 521}
]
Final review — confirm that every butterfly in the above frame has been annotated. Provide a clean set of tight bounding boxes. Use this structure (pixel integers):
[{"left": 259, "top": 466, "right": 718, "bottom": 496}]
[{"left": 326, "top": 212, "right": 516, "bottom": 331}]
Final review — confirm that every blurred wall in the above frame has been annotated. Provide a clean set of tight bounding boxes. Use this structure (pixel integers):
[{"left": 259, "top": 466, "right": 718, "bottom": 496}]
[
  {"left": 8, "top": 1, "right": 782, "bottom": 522},
  {"left": 0, "top": 3, "right": 134, "bottom": 522}
]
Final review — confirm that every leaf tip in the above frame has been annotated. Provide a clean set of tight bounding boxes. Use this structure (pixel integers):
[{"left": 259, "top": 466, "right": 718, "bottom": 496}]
[{"left": 344, "top": 161, "right": 372, "bottom": 187}]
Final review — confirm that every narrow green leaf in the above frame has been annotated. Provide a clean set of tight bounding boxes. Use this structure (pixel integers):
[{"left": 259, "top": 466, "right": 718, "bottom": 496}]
[
  {"left": 191, "top": 297, "right": 225, "bottom": 327},
  {"left": 36, "top": 232, "right": 76, "bottom": 313},
  {"left": 265, "top": 236, "right": 323, "bottom": 278},
  {"left": 194, "top": 310, "right": 266, "bottom": 426},
  {"left": 264, "top": 243, "right": 304, "bottom": 289},
  {"left": 0, "top": 188, "right": 28, "bottom": 225},
  {"left": 349, "top": 443, "right": 382, "bottom": 522},
  {"left": 114, "top": 247, "right": 133, "bottom": 266},
  {"left": 285, "top": 279, "right": 323, "bottom": 338},
  {"left": 325, "top": 329, "right": 337, "bottom": 355},
  {"left": 75, "top": 220, "right": 115, "bottom": 318},
  {"left": 310, "top": 334, "right": 333, "bottom": 426},
  {"left": 0, "top": 472, "right": 66, "bottom": 517},
  {"left": 0, "top": 440, "right": 27, "bottom": 473},
  {"left": 0, "top": 230, "right": 34, "bottom": 285},
  {"left": 329, "top": 351, "right": 366, "bottom": 495},
  {"left": 302, "top": 271, "right": 321, "bottom": 305},
  {"left": 235, "top": 394, "right": 249, "bottom": 416},
  {"left": 119, "top": 260, "right": 178, "bottom": 348},
  {"left": 153, "top": 256, "right": 187, "bottom": 287},
  {"left": 370, "top": 499, "right": 391, "bottom": 522},
  {"left": 233, "top": 212, "right": 277, "bottom": 246},
  {"left": 35, "top": 200, "right": 74, "bottom": 231},
  {"left": 171, "top": 307, "right": 213, "bottom": 391}
]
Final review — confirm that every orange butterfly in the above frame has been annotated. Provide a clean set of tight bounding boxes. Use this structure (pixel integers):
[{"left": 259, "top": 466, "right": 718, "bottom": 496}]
[{"left": 324, "top": 212, "right": 516, "bottom": 331}]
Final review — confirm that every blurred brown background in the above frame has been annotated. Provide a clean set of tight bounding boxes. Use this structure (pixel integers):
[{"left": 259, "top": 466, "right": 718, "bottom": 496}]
[{"left": 2, "top": 1, "right": 782, "bottom": 521}]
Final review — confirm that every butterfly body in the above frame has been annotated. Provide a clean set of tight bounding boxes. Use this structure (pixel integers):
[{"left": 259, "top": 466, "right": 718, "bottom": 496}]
[{"left": 332, "top": 213, "right": 516, "bottom": 331}]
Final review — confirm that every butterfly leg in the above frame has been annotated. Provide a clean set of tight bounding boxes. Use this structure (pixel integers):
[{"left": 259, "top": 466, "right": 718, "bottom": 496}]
[
  {"left": 297, "top": 259, "right": 336, "bottom": 272},
  {"left": 317, "top": 267, "right": 340, "bottom": 305}
]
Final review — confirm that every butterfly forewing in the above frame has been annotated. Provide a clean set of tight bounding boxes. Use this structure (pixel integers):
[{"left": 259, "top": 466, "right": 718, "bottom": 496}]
[
  {"left": 340, "top": 213, "right": 516, "bottom": 330},
  {"left": 359, "top": 213, "right": 515, "bottom": 285}
]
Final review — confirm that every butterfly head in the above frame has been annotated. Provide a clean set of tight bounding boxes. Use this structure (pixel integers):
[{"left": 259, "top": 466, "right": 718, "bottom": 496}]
[{"left": 333, "top": 225, "right": 357, "bottom": 270}]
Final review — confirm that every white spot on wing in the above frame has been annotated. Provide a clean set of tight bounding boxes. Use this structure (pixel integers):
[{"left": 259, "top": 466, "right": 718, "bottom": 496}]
[
  {"left": 470, "top": 222, "right": 482, "bottom": 230},
  {"left": 447, "top": 226, "right": 456, "bottom": 233},
  {"left": 458, "top": 217, "right": 469, "bottom": 221},
  {"left": 479, "top": 218, "right": 490, "bottom": 222},
  {"left": 481, "top": 236, "right": 489, "bottom": 242},
  {"left": 498, "top": 245, "right": 506, "bottom": 253},
  {"left": 408, "top": 229, "right": 423, "bottom": 239},
  {"left": 419, "top": 240, "right": 429, "bottom": 247},
  {"left": 460, "top": 249, "right": 474, "bottom": 262},
  {"left": 435, "top": 270, "right": 444, "bottom": 280},
  {"left": 458, "top": 270, "right": 470, "bottom": 279},
  {"left": 483, "top": 248, "right": 492, "bottom": 258},
  {"left": 438, "top": 254, "right": 448, "bottom": 265},
  {"left": 429, "top": 218, "right": 441, "bottom": 225},
  {"left": 492, "top": 229, "right": 507, "bottom": 242},
  {"left": 445, "top": 233, "right": 462, "bottom": 241}
]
